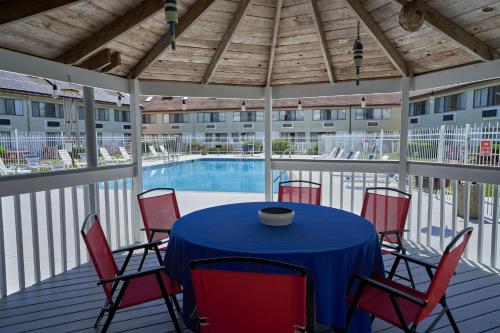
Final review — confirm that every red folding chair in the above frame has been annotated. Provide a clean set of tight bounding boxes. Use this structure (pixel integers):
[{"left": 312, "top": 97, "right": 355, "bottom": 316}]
[
  {"left": 190, "top": 257, "right": 312, "bottom": 333},
  {"left": 346, "top": 227, "right": 473, "bottom": 333},
  {"left": 278, "top": 180, "right": 321, "bottom": 205},
  {"left": 81, "top": 213, "right": 183, "bottom": 333},
  {"left": 361, "top": 187, "right": 415, "bottom": 287},
  {"left": 137, "top": 188, "right": 180, "bottom": 267}
]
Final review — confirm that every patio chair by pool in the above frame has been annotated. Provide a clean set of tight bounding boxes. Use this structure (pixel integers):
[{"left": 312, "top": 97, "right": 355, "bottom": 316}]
[
  {"left": 137, "top": 188, "right": 180, "bottom": 266},
  {"left": 81, "top": 213, "right": 183, "bottom": 333},
  {"left": 118, "top": 147, "right": 132, "bottom": 162},
  {"left": 160, "top": 145, "right": 179, "bottom": 162},
  {"left": 58, "top": 149, "right": 73, "bottom": 168},
  {"left": 25, "top": 153, "right": 62, "bottom": 171},
  {"left": 0, "top": 157, "right": 31, "bottom": 175},
  {"left": 335, "top": 149, "right": 345, "bottom": 159},
  {"left": 99, "top": 147, "right": 127, "bottom": 165},
  {"left": 278, "top": 180, "right": 321, "bottom": 205},
  {"left": 190, "top": 257, "right": 310, "bottom": 333},
  {"left": 148, "top": 145, "right": 165, "bottom": 160},
  {"left": 346, "top": 227, "right": 473, "bottom": 333},
  {"left": 314, "top": 147, "right": 339, "bottom": 160},
  {"left": 361, "top": 187, "right": 414, "bottom": 286}
]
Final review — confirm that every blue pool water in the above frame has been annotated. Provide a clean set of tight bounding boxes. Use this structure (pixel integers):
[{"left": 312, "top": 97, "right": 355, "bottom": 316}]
[{"left": 142, "top": 158, "right": 282, "bottom": 193}]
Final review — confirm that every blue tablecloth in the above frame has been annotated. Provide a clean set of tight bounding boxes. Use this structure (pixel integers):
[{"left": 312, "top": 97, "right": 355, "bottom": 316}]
[{"left": 164, "top": 202, "right": 383, "bottom": 332}]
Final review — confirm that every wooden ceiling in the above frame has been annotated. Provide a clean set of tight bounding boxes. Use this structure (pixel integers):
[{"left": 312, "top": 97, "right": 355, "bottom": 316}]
[{"left": 0, "top": 0, "right": 499, "bottom": 87}]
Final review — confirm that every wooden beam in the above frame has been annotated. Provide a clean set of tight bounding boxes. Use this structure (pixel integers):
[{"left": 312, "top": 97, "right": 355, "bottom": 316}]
[
  {"left": 55, "top": 0, "right": 164, "bottom": 65},
  {"left": 79, "top": 49, "right": 112, "bottom": 71},
  {"left": 345, "top": 0, "right": 410, "bottom": 77},
  {"left": 395, "top": 0, "right": 497, "bottom": 61},
  {"left": 101, "top": 52, "right": 122, "bottom": 73},
  {"left": 267, "top": 0, "right": 282, "bottom": 86},
  {"left": 127, "top": 0, "right": 217, "bottom": 79},
  {"left": 308, "top": 0, "right": 335, "bottom": 83},
  {"left": 0, "top": 0, "right": 85, "bottom": 27},
  {"left": 202, "top": 0, "right": 253, "bottom": 84}
]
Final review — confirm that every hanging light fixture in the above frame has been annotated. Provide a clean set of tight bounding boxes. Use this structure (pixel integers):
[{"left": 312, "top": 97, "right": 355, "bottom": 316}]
[
  {"left": 182, "top": 97, "right": 187, "bottom": 111},
  {"left": 44, "top": 79, "right": 58, "bottom": 98},
  {"left": 117, "top": 93, "right": 123, "bottom": 107},
  {"left": 361, "top": 96, "right": 367, "bottom": 108},
  {"left": 399, "top": 0, "right": 424, "bottom": 32},
  {"left": 353, "top": 21, "right": 364, "bottom": 86},
  {"left": 297, "top": 99, "right": 303, "bottom": 111},
  {"left": 165, "top": 0, "right": 178, "bottom": 50},
  {"left": 60, "top": 75, "right": 81, "bottom": 99},
  {"left": 241, "top": 100, "right": 246, "bottom": 112}
]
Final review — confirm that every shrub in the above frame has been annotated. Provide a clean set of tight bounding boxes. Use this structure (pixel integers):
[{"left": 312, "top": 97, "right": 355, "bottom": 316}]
[
  {"left": 272, "top": 139, "right": 295, "bottom": 154},
  {"left": 308, "top": 144, "right": 319, "bottom": 155},
  {"left": 244, "top": 140, "right": 263, "bottom": 152},
  {"left": 0, "top": 145, "right": 5, "bottom": 155},
  {"left": 190, "top": 140, "right": 205, "bottom": 153}
]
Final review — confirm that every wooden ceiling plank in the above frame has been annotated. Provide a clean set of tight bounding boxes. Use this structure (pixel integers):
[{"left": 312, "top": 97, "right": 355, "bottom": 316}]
[
  {"left": 55, "top": 0, "right": 164, "bottom": 65},
  {"left": 308, "top": 0, "right": 335, "bottom": 83},
  {"left": 202, "top": 0, "right": 253, "bottom": 84},
  {"left": 101, "top": 52, "right": 122, "bottom": 72},
  {"left": 345, "top": 0, "right": 410, "bottom": 76},
  {"left": 394, "top": 0, "right": 497, "bottom": 61},
  {"left": 0, "top": 0, "right": 85, "bottom": 27},
  {"left": 79, "top": 49, "right": 112, "bottom": 71},
  {"left": 266, "top": 0, "right": 283, "bottom": 86},
  {"left": 128, "top": 0, "right": 217, "bottom": 79}
]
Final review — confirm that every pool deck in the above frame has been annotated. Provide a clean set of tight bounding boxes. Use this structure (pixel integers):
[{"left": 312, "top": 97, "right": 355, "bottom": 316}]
[{"left": 1, "top": 241, "right": 499, "bottom": 333}]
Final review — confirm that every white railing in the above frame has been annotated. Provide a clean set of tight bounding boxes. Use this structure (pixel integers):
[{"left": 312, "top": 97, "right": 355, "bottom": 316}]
[
  {"left": 271, "top": 159, "right": 500, "bottom": 268},
  {"left": 0, "top": 165, "right": 136, "bottom": 297}
]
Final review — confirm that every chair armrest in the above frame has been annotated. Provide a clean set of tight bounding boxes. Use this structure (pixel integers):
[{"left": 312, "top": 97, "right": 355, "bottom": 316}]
[
  {"left": 391, "top": 252, "right": 439, "bottom": 270},
  {"left": 112, "top": 240, "right": 162, "bottom": 254},
  {"left": 379, "top": 229, "right": 406, "bottom": 236},
  {"left": 356, "top": 275, "right": 427, "bottom": 306},
  {"left": 98, "top": 266, "right": 166, "bottom": 285},
  {"left": 149, "top": 227, "right": 171, "bottom": 234}
]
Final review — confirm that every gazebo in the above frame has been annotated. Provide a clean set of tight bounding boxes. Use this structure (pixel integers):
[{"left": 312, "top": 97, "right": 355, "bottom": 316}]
[{"left": 0, "top": 0, "right": 500, "bottom": 332}]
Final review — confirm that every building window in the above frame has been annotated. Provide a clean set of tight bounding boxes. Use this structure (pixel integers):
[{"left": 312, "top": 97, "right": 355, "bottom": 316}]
[
  {"left": 197, "top": 112, "right": 226, "bottom": 123},
  {"left": 0, "top": 98, "right": 23, "bottom": 116},
  {"left": 272, "top": 110, "right": 304, "bottom": 121},
  {"left": 473, "top": 85, "right": 500, "bottom": 108},
  {"left": 114, "top": 110, "right": 131, "bottom": 122},
  {"left": 31, "top": 101, "right": 64, "bottom": 118},
  {"left": 164, "top": 113, "right": 190, "bottom": 123},
  {"left": 354, "top": 108, "right": 391, "bottom": 120},
  {"left": 233, "top": 111, "right": 263, "bottom": 122},
  {"left": 409, "top": 100, "right": 429, "bottom": 116},
  {"left": 142, "top": 114, "right": 156, "bottom": 124},
  {"left": 312, "top": 109, "right": 346, "bottom": 121},
  {"left": 79, "top": 106, "right": 84, "bottom": 120},
  {"left": 434, "top": 92, "right": 466, "bottom": 113},
  {"left": 95, "top": 108, "right": 110, "bottom": 121},
  {"left": 205, "top": 132, "right": 227, "bottom": 142}
]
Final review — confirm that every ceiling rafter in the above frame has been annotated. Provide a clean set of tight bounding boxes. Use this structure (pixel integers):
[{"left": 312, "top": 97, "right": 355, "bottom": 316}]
[
  {"left": 0, "top": 0, "right": 85, "bottom": 27},
  {"left": 345, "top": 0, "right": 410, "bottom": 77},
  {"left": 79, "top": 49, "right": 114, "bottom": 71},
  {"left": 202, "top": 0, "right": 253, "bottom": 85},
  {"left": 127, "top": 0, "right": 218, "bottom": 79},
  {"left": 308, "top": 0, "right": 335, "bottom": 83},
  {"left": 394, "top": 0, "right": 498, "bottom": 61},
  {"left": 55, "top": 0, "right": 164, "bottom": 65},
  {"left": 267, "top": 0, "right": 283, "bottom": 86},
  {"left": 102, "top": 52, "right": 122, "bottom": 73}
]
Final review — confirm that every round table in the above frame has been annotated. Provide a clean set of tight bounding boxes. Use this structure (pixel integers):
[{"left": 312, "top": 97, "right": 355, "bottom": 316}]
[{"left": 164, "top": 202, "right": 383, "bottom": 332}]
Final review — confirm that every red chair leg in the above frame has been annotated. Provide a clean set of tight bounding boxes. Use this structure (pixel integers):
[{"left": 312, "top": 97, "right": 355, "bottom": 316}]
[{"left": 155, "top": 272, "right": 182, "bottom": 333}]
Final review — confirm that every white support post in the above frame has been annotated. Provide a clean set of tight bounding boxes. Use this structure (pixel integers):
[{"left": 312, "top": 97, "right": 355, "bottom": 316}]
[
  {"left": 399, "top": 77, "right": 410, "bottom": 192},
  {"left": 437, "top": 125, "right": 445, "bottom": 162},
  {"left": 264, "top": 86, "right": 273, "bottom": 201},
  {"left": 83, "top": 86, "right": 97, "bottom": 213},
  {"left": 129, "top": 79, "right": 144, "bottom": 243}
]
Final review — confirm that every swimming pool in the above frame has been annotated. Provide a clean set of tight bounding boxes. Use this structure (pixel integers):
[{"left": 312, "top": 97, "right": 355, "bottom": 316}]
[{"left": 142, "top": 158, "right": 283, "bottom": 193}]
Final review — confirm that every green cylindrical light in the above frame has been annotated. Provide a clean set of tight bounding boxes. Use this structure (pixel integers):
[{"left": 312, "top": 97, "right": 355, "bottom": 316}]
[
  {"left": 165, "top": 0, "right": 178, "bottom": 50},
  {"left": 353, "top": 21, "right": 364, "bottom": 86}
]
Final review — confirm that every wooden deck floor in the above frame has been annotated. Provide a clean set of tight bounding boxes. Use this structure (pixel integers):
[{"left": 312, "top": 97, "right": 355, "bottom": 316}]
[{"left": 0, "top": 242, "right": 499, "bottom": 333}]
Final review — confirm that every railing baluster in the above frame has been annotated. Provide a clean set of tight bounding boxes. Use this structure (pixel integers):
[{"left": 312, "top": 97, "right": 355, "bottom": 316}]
[
  {"left": 29, "top": 193, "right": 41, "bottom": 284},
  {"left": 452, "top": 180, "right": 458, "bottom": 237},
  {"left": 59, "top": 189, "right": 67, "bottom": 273},
  {"left": 104, "top": 181, "right": 111, "bottom": 246},
  {"left": 464, "top": 181, "right": 471, "bottom": 259},
  {"left": 427, "top": 177, "right": 433, "bottom": 247},
  {"left": 417, "top": 176, "right": 423, "bottom": 244},
  {"left": 71, "top": 186, "right": 80, "bottom": 266},
  {"left": 83, "top": 185, "right": 89, "bottom": 262},
  {"left": 491, "top": 185, "right": 499, "bottom": 268},
  {"left": 45, "top": 190, "right": 55, "bottom": 277},
  {"left": 14, "top": 195, "right": 25, "bottom": 290},
  {"left": 439, "top": 178, "right": 445, "bottom": 251},
  {"left": 329, "top": 172, "right": 333, "bottom": 208},
  {"left": 340, "top": 172, "right": 344, "bottom": 210},
  {"left": 0, "top": 198, "right": 7, "bottom": 298},
  {"left": 477, "top": 183, "right": 485, "bottom": 263},
  {"left": 407, "top": 176, "right": 413, "bottom": 239},
  {"left": 114, "top": 180, "right": 121, "bottom": 248},
  {"left": 122, "top": 178, "right": 130, "bottom": 245},
  {"left": 95, "top": 183, "right": 101, "bottom": 216},
  {"left": 374, "top": 172, "right": 378, "bottom": 188}
]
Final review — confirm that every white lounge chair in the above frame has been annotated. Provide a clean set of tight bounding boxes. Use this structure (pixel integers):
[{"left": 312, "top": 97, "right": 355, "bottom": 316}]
[
  {"left": 148, "top": 146, "right": 165, "bottom": 160},
  {"left": 160, "top": 145, "right": 179, "bottom": 162},
  {"left": 351, "top": 151, "right": 361, "bottom": 160},
  {"left": 25, "top": 154, "right": 62, "bottom": 171},
  {"left": 99, "top": 147, "right": 127, "bottom": 165},
  {"left": 335, "top": 149, "right": 345, "bottom": 159},
  {"left": 59, "top": 149, "right": 86, "bottom": 168},
  {"left": 119, "top": 147, "right": 132, "bottom": 162},
  {"left": 314, "top": 147, "right": 338, "bottom": 160},
  {"left": 0, "top": 157, "right": 31, "bottom": 176}
]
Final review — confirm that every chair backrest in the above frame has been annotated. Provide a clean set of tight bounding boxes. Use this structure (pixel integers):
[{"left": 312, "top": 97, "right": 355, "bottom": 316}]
[
  {"left": 137, "top": 188, "right": 180, "bottom": 241},
  {"left": 278, "top": 180, "right": 321, "bottom": 205},
  {"left": 58, "top": 150, "right": 73, "bottom": 165},
  {"left": 149, "top": 145, "right": 159, "bottom": 156},
  {"left": 0, "top": 157, "right": 7, "bottom": 171},
  {"left": 329, "top": 147, "right": 338, "bottom": 158},
  {"left": 335, "top": 149, "right": 345, "bottom": 159},
  {"left": 360, "top": 187, "right": 411, "bottom": 243},
  {"left": 345, "top": 151, "right": 354, "bottom": 159},
  {"left": 352, "top": 151, "right": 361, "bottom": 160},
  {"left": 415, "top": 227, "right": 473, "bottom": 324},
  {"left": 81, "top": 214, "right": 119, "bottom": 302},
  {"left": 119, "top": 147, "right": 130, "bottom": 159},
  {"left": 99, "top": 148, "right": 113, "bottom": 161},
  {"left": 191, "top": 257, "right": 307, "bottom": 333},
  {"left": 159, "top": 145, "right": 167, "bottom": 153},
  {"left": 25, "top": 153, "right": 40, "bottom": 166}
]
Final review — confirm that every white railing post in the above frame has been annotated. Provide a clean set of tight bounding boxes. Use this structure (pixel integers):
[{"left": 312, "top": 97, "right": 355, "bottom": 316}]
[
  {"left": 84, "top": 86, "right": 98, "bottom": 213},
  {"left": 14, "top": 129, "right": 20, "bottom": 165},
  {"left": 399, "top": 77, "right": 410, "bottom": 192},
  {"left": 437, "top": 125, "right": 445, "bottom": 163},
  {"left": 463, "top": 123, "right": 470, "bottom": 164},
  {"left": 130, "top": 79, "right": 144, "bottom": 242},
  {"left": 264, "top": 86, "right": 273, "bottom": 201}
]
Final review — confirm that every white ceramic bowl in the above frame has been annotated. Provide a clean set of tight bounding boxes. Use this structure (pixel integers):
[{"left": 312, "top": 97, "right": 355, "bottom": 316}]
[{"left": 258, "top": 207, "right": 295, "bottom": 227}]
